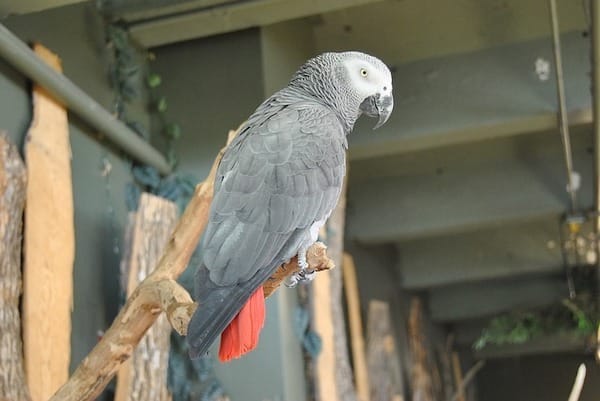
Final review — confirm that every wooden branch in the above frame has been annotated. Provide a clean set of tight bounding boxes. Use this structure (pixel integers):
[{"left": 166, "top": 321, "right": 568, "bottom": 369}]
[
  {"left": 49, "top": 128, "right": 334, "bottom": 401},
  {"left": 450, "top": 360, "right": 485, "bottom": 401},
  {"left": 263, "top": 242, "right": 334, "bottom": 298},
  {"left": 567, "top": 364, "right": 586, "bottom": 401},
  {"left": 0, "top": 132, "right": 31, "bottom": 401},
  {"left": 23, "top": 44, "right": 74, "bottom": 401}
]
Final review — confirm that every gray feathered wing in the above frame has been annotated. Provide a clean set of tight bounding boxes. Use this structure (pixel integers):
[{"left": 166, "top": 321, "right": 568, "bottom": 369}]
[{"left": 187, "top": 101, "right": 347, "bottom": 358}]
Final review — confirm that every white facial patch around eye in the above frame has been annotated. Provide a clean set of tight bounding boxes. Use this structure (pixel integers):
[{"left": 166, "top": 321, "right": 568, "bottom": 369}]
[{"left": 345, "top": 59, "right": 380, "bottom": 98}]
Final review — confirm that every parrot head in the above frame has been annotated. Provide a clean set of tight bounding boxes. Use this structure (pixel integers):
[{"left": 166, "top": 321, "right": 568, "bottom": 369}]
[
  {"left": 289, "top": 51, "right": 394, "bottom": 131},
  {"left": 340, "top": 51, "right": 394, "bottom": 129}
]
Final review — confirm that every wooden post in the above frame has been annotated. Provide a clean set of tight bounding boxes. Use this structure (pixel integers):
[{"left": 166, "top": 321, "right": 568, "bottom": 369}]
[
  {"left": 22, "top": 44, "right": 74, "bottom": 401},
  {"left": 115, "top": 194, "right": 178, "bottom": 401},
  {"left": 313, "top": 172, "right": 358, "bottom": 401},
  {"left": 408, "top": 298, "right": 434, "bottom": 401},
  {"left": 366, "top": 300, "right": 404, "bottom": 401},
  {"left": 343, "top": 253, "right": 370, "bottom": 401},
  {"left": 451, "top": 353, "right": 466, "bottom": 401},
  {"left": 0, "top": 132, "right": 31, "bottom": 401}
]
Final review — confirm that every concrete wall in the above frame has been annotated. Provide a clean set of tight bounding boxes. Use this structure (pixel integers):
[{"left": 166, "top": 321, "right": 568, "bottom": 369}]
[{"left": 1, "top": 3, "right": 138, "bottom": 375}]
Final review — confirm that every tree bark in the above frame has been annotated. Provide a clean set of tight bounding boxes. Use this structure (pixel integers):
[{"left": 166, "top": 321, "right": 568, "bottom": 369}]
[
  {"left": 408, "top": 298, "right": 434, "bottom": 401},
  {"left": 115, "top": 194, "right": 178, "bottom": 401},
  {"left": 0, "top": 132, "right": 31, "bottom": 401},
  {"left": 22, "top": 43, "right": 74, "bottom": 401}
]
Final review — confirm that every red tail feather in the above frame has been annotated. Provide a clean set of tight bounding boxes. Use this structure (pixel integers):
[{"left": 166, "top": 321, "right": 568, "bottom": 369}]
[{"left": 218, "top": 287, "right": 266, "bottom": 362}]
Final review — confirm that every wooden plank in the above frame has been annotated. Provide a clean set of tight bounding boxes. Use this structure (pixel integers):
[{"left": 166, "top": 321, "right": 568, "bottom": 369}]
[
  {"left": 0, "top": 132, "right": 30, "bottom": 401},
  {"left": 313, "top": 172, "right": 358, "bottom": 401},
  {"left": 343, "top": 253, "right": 370, "bottom": 401},
  {"left": 115, "top": 193, "right": 178, "bottom": 401},
  {"left": 22, "top": 43, "right": 74, "bottom": 401},
  {"left": 366, "top": 300, "right": 404, "bottom": 401},
  {"left": 312, "top": 266, "right": 338, "bottom": 401}
]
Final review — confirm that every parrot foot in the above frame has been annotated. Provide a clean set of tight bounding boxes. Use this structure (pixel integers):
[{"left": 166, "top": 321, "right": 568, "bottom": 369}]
[
  {"left": 285, "top": 268, "right": 316, "bottom": 287},
  {"left": 285, "top": 246, "right": 315, "bottom": 287}
]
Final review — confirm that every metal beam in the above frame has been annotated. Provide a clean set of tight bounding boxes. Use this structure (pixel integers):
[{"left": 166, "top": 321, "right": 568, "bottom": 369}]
[
  {"left": 128, "top": 0, "right": 385, "bottom": 48},
  {"left": 397, "top": 220, "right": 563, "bottom": 289},
  {"left": 548, "top": 0, "right": 578, "bottom": 212},
  {"left": 429, "top": 276, "right": 566, "bottom": 322},
  {"left": 0, "top": 23, "right": 171, "bottom": 174}
]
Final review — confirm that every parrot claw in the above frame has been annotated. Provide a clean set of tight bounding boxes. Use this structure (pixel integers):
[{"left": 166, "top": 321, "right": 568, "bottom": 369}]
[
  {"left": 284, "top": 246, "right": 315, "bottom": 287},
  {"left": 285, "top": 268, "right": 316, "bottom": 287}
]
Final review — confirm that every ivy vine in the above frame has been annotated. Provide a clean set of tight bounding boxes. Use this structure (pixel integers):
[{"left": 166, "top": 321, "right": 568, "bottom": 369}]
[
  {"left": 474, "top": 268, "right": 598, "bottom": 350},
  {"left": 99, "top": 12, "right": 227, "bottom": 401}
]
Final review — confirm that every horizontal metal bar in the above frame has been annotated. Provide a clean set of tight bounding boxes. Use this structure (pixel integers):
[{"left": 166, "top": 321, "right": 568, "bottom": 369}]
[{"left": 0, "top": 23, "right": 171, "bottom": 175}]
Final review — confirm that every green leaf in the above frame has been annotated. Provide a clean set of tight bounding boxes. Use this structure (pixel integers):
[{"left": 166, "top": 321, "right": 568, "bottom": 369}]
[
  {"left": 147, "top": 73, "right": 162, "bottom": 88},
  {"left": 157, "top": 96, "right": 168, "bottom": 113},
  {"left": 165, "top": 123, "right": 182, "bottom": 139}
]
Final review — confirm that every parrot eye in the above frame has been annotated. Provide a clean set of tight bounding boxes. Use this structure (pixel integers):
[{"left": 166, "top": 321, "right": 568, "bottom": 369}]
[{"left": 360, "top": 68, "right": 368, "bottom": 77}]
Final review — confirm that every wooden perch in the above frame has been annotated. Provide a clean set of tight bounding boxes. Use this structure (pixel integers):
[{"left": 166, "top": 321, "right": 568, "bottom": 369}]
[
  {"left": 0, "top": 132, "right": 30, "bottom": 401},
  {"left": 49, "top": 129, "right": 334, "bottom": 401}
]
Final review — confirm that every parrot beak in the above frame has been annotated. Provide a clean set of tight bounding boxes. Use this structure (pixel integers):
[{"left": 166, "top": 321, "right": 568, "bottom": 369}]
[{"left": 360, "top": 93, "right": 394, "bottom": 130}]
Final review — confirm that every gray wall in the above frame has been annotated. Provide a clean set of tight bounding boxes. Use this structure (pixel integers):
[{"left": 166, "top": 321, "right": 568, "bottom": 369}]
[{"left": 1, "top": 2, "right": 135, "bottom": 373}]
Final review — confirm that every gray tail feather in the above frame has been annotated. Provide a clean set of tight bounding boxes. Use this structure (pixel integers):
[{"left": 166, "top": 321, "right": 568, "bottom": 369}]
[{"left": 186, "top": 265, "right": 265, "bottom": 359}]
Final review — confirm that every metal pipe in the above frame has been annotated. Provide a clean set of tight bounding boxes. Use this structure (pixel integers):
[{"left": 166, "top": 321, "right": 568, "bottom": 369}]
[
  {"left": 590, "top": 0, "right": 600, "bottom": 356},
  {"left": 0, "top": 23, "right": 171, "bottom": 175},
  {"left": 548, "top": 0, "right": 578, "bottom": 212},
  {"left": 592, "top": 0, "right": 600, "bottom": 236}
]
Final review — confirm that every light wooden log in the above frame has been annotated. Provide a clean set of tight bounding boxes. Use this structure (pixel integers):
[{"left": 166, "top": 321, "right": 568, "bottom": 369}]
[
  {"left": 0, "top": 132, "right": 31, "bottom": 401},
  {"left": 48, "top": 128, "right": 333, "bottom": 401},
  {"left": 22, "top": 43, "right": 74, "bottom": 401},
  {"left": 313, "top": 172, "right": 358, "bottom": 401},
  {"left": 343, "top": 253, "right": 370, "bottom": 401},
  {"left": 366, "top": 300, "right": 404, "bottom": 401},
  {"left": 115, "top": 194, "right": 178, "bottom": 401}
]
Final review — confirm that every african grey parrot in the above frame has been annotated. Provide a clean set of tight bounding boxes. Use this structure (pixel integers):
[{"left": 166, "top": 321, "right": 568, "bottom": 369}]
[{"left": 187, "top": 51, "right": 393, "bottom": 361}]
